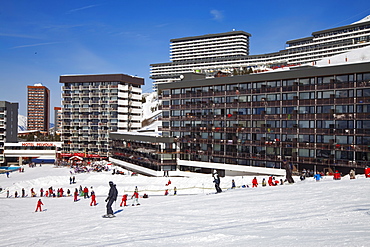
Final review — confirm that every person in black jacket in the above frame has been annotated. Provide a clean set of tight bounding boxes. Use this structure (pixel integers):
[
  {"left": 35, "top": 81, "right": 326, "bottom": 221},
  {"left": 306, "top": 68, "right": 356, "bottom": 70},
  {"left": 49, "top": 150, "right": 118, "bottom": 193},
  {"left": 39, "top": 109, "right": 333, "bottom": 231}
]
[
  {"left": 104, "top": 181, "right": 118, "bottom": 217},
  {"left": 213, "top": 170, "right": 222, "bottom": 193}
]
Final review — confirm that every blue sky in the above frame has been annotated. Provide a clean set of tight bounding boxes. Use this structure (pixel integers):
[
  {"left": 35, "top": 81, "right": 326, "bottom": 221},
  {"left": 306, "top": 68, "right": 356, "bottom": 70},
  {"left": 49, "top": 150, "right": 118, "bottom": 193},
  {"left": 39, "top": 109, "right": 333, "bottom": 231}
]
[{"left": 1, "top": 0, "right": 370, "bottom": 120}]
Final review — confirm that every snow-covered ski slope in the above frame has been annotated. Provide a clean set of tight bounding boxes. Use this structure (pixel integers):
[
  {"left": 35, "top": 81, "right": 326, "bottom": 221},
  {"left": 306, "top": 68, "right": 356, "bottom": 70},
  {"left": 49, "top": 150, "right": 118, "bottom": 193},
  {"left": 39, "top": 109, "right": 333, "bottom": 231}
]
[{"left": 0, "top": 165, "right": 369, "bottom": 247}]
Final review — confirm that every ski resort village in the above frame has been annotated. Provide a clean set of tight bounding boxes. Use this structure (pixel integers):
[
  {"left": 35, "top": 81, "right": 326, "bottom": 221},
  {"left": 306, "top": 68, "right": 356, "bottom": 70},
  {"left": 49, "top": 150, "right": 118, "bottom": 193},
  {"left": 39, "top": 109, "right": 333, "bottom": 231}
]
[{"left": 1, "top": 6, "right": 370, "bottom": 246}]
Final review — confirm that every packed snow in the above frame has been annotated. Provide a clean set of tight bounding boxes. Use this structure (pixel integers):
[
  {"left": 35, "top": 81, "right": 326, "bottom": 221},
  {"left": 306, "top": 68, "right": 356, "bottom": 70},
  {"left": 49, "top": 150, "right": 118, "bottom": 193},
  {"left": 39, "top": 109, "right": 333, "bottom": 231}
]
[{"left": 1, "top": 164, "right": 369, "bottom": 247}]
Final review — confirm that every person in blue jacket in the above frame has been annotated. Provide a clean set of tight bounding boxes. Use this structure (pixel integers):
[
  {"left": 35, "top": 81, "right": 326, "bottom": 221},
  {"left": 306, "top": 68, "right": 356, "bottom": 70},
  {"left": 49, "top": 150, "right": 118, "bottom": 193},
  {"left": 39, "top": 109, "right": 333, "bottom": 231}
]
[{"left": 314, "top": 172, "right": 322, "bottom": 181}]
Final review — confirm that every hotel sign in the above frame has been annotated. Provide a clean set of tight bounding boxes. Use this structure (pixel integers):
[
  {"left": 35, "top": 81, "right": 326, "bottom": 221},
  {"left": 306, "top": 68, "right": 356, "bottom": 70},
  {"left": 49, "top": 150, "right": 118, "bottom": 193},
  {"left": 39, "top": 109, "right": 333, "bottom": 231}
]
[{"left": 21, "top": 142, "right": 57, "bottom": 147}]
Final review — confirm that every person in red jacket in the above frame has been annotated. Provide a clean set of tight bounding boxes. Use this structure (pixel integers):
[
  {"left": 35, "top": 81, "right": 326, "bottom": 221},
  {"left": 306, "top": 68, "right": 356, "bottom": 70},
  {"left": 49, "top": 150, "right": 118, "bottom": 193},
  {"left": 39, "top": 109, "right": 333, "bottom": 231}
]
[
  {"left": 74, "top": 188, "right": 78, "bottom": 202},
  {"left": 90, "top": 190, "right": 97, "bottom": 206},
  {"left": 268, "top": 176, "right": 273, "bottom": 186},
  {"left": 120, "top": 194, "right": 128, "bottom": 207},
  {"left": 333, "top": 170, "right": 341, "bottom": 180},
  {"left": 131, "top": 187, "right": 140, "bottom": 206},
  {"left": 252, "top": 177, "right": 258, "bottom": 187},
  {"left": 365, "top": 167, "right": 370, "bottom": 178},
  {"left": 83, "top": 187, "right": 89, "bottom": 199},
  {"left": 35, "top": 199, "right": 43, "bottom": 212}
]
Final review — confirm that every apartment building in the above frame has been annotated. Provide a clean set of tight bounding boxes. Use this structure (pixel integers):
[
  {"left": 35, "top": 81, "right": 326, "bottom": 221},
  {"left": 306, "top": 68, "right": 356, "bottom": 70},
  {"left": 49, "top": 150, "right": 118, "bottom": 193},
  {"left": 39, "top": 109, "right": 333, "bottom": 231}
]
[
  {"left": 151, "top": 15, "right": 370, "bottom": 88},
  {"left": 158, "top": 61, "right": 370, "bottom": 175},
  {"left": 27, "top": 83, "right": 50, "bottom": 132},
  {"left": 0, "top": 101, "right": 18, "bottom": 165},
  {"left": 53, "top": 107, "right": 62, "bottom": 134},
  {"left": 59, "top": 74, "right": 144, "bottom": 157}
]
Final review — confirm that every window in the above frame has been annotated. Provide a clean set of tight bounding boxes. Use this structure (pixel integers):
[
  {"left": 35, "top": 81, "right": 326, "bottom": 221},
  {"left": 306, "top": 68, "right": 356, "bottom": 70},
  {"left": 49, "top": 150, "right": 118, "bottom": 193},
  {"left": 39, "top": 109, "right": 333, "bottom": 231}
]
[
  {"left": 357, "top": 120, "right": 370, "bottom": 129},
  {"left": 282, "top": 93, "right": 297, "bottom": 100},
  {"left": 336, "top": 135, "right": 353, "bottom": 144},
  {"left": 357, "top": 88, "right": 370, "bottom": 97},
  {"left": 317, "top": 105, "right": 334, "bottom": 114},
  {"left": 335, "top": 105, "right": 354, "bottom": 113},
  {"left": 171, "top": 89, "right": 181, "bottom": 95},
  {"left": 299, "top": 120, "right": 315, "bottom": 128},
  {"left": 299, "top": 92, "right": 315, "bottom": 99},
  {"left": 317, "top": 91, "right": 334, "bottom": 99},
  {"left": 357, "top": 105, "right": 370, "bottom": 113},
  {"left": 282, "top": 79, "right": 296, "bottom": 87},
  {"left": 282, "top": 121, "right": 297, "bottom": 128},
  {"left": 317, "top": 76, "right": 334, "bottom": 84},
  {"left": 266, "top": 94, "right": 281, "bottom": 101},
  {"left": 282, "top": 107, "right": 295, "bottom": 114},
  {"left": 299, "top": 106, "right": 315, "bottom": 114},
  {"left": 317, "top": 120, "right": 334, "bottom": 128},
  {"left": 266, "top": 107, "right": 280, "bottom": 114},
  {"left": 299, "top": 135, "right": 315, "bottom": 143},
  {"left": 335, "top": 89, "right": 354, "bottom": 98},
  {"left": 299, "top": 78, "right": 315, "bottom": 85},
  {"left": 336, "top": 74, "right": 354, "bottom": 83}
]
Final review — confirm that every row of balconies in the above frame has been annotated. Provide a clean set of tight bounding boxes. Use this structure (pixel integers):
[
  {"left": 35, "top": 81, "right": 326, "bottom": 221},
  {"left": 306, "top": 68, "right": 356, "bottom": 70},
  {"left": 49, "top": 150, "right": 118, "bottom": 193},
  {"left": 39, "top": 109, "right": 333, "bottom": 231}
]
[{"left": 162, "top": 82, "right": 367, "bottom": 99}]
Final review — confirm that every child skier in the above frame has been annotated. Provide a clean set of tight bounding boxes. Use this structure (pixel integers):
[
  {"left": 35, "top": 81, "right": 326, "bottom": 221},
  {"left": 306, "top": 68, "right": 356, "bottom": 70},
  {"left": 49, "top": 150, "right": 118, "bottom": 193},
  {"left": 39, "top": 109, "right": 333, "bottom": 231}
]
[
  {"left": 120, "top": 194, "right": 128, "bottom": 207},
  {"left": 31, "top": 188, "right": 36, "bottom": 197},
  {"left": 131, "top": 188, "right": 140, "bottom": 206},
  {"left": 252, "top": 177, "right": 258, "bottom": 187},
  {"left": 74, "top": 188, "right": 78, "bottom": 202},
  {"left": 90, "top": 190, "right": 97, "bottom": 206},
  {"left": 35, "top": 199, "right": 43, "bottom": 212}
]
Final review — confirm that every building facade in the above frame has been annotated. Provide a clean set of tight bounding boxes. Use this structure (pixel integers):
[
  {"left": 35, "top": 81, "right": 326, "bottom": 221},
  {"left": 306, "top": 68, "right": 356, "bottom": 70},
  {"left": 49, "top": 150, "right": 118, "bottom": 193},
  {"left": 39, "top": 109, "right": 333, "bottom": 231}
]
[
  {"left": 27, "top": 83, "right": 50, "bottom": 132},
  {"left": 53, "top": 107, "right": 62, "bottom": 134},
  {"left": 151, "top": 15, "right": 370, "bottom": 87},
  {"left": 0, "top": 101, "right": 18, "bottom": 165},
  {"left": 158, "top": 62, "right": 370, "bottom": 175},
  {"left": 59, "top": 74, "right": 144, "bottom": 157},
  {"left": 109, "top": 132, "right": 177, "bottom": 176}
]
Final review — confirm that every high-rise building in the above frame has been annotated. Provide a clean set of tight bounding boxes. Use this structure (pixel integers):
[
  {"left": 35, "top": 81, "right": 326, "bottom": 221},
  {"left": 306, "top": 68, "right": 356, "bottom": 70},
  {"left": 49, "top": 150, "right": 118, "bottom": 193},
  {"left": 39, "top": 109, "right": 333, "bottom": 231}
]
[
  {"left": 53, "top": 107, "right": 62, "bottom": 134},
  {"left": 27, "top": 83, "right": 50, "bottom": 132},
  {"left": 0, "top": 101, "right": 18, "bottom": 165},
  {"left": 59, "top": 74, "right": 144, "bottom": 157},
  {"left": 151, "top": 15, "right": 370, "bottom": 88}
]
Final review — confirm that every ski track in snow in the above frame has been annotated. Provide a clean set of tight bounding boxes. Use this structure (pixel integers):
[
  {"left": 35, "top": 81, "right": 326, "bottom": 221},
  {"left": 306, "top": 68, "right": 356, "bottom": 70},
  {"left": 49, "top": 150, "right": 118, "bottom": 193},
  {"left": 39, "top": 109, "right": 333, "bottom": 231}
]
[{"left": 0, "top": 165, "right": 370, "bottom": 247}]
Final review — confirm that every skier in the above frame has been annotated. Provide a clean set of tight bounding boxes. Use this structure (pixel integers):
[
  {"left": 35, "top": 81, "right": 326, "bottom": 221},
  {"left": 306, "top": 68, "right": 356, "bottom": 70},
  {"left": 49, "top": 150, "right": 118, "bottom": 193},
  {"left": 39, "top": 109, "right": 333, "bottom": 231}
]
[
  {"left": 90, "top": 190, "right": 97, "bottom": 206},
  {"left": 40, "top": 188, "right": 44, "bottom": 197},
  {"left": 74, "top": 188, "right": 78, "bottom": 202},
  {"left": 314, "top": 172, "right": 322, "bottom": 181},
  {"left": 174, "top": 187, "right": 177, "bottom": 195},
  {"left": 268, "top": 176, "right": 273, "bottom": 186},
  {"left": 120, "top": 194, "right": 128, "bottom": 207},
  {"left": 131, "top": 188, "right": 140, "bottom": 206},
  {"left": 231, "top": 179, "right": 236, "bottom": 189},
  {"left": 365, "top": 166, "right": 370, "bottom": 178},
  {"left": 31, "top": 188, "right": 36, "bottom": 197},
  {"left": 35, "top": 199, "right": 43, "bottom": 212},
  {"left": 7, "top": 190, "right": 9, "bottom": 198},
  {"left": 262, "top": 178, "right": 267, "bottom": 187},
  {"left": 104, "top": 181, "right": 118, "bottom": 218},
  {"left": 252, "top": 177, "right": 258, "bottom": 187},
  {"left": 164, "top": 189, "right": 169, "bottom": 196},
  {"left": 83, "top": 187, "right": 89, "bottom": 199},
  {"left": 333, "top": 170, "right": 341, "bottom": 180},
  {"left": 349, "top": 169, "right": 356, "bottom": 179},
  {"left": 22, "top": 188, "right": 25, "bottom": 197},
  {"left": 165, "top": 180, "right": 171, "bottom": 186},
  {"left": 212, "top": 170, "right": 222, "bottom": 193}
]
